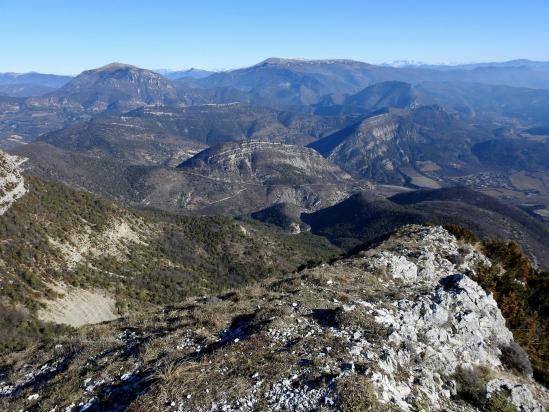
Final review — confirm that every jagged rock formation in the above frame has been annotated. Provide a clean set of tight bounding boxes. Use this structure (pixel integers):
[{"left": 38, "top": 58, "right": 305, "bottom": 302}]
[
  {"left": 0, "top": 150, "right": 27, "bottom": 214},
  {"left": 1, "top": 225, "right": 546, "bottom": 411}
]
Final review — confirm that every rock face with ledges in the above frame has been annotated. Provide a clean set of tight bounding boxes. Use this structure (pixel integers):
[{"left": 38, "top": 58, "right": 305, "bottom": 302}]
[
  {"left": 0, "top": 150, "right": 27, "bottom": 214},
  {"left": 308, "top": 105, "right": 491, "bottom": 185},
  {"left": 178, "top": 140, "right": 354, "bottom": 185}
]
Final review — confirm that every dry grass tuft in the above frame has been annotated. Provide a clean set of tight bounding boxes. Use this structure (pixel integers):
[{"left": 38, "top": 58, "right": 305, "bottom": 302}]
[{"left": 336, "top": 374, "right": 380, "bottom": 411}]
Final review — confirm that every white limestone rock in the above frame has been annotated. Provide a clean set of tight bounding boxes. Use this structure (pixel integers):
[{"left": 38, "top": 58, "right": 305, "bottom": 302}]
[
  {"left": 487, "top": 379, "right": 545, "bottom": 412},
  {"left": 0, "top": 150, "right": 27, "bottom": 215}
]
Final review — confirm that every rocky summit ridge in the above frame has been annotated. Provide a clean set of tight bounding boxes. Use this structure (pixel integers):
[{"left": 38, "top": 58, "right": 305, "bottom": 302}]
[{"left": 1, "top": 225, "right": 546, "bottom": 411}]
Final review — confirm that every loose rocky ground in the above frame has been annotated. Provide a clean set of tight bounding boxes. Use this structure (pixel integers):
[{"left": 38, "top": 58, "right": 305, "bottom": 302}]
[{"left": 1, "top": 225, "right": 547, "bottom": 411}]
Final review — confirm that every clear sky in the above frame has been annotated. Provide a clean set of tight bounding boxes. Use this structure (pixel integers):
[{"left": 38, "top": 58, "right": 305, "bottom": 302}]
[{"left": 1, "top": 0, "right": 548, "bottom": 75}]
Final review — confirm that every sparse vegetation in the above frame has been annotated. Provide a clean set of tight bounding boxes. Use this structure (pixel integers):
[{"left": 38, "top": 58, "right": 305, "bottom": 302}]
[
  {"left": 1, "top": 224, "right": 546, "bottom": 411},
  {"left": 443, "top": 223, "right": 477, "bottom": 243},
  {"left": 452, "top": 365, "right": 492, "bottom": 408},
  {"left": 484, "top": 392, "right": 518, "bottom": 412},
  {"left": 336, "top": 374, "right": 380, "bottom": 411},
  {"left": 451, "top": 365, "right": 517, "bottom": 411}
]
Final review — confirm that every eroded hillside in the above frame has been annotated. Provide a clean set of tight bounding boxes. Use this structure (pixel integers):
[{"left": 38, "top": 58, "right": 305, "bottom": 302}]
[
  {"left": 1, "top": 225, "right": 547, "bottom": 411},
  {"left": 0, "top": 160, "right": 340, "bottom": 353}
]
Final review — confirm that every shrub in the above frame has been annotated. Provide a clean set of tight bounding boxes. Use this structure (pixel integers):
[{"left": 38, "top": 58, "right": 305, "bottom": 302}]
[
  {"left": 0, "top": 303, "right": 72, "bottom": 355},
  {"left": 482, "top": 240, "right": 532, "bottom": 281},
  {"left": 443, "top": 224, "right": 477, "bottom": 244},
  {"left": 485, "top": 392, "right": 518, "bottom": 412},
  {"left": 452, "top": 365, "right": 491, "bottom": 407},
  {"left": 500, "top": 342, "right": 533, "bottom": 377}
]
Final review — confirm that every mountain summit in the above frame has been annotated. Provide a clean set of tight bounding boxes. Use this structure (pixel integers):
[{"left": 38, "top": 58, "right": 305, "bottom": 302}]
[{"left": 44, "top": 62, "right": 179, "bottom": 112}]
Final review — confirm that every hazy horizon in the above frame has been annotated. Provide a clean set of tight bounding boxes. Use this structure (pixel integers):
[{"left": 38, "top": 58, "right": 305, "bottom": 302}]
[
  {"left": 2, "top": 0, "right": 549, "bottom": 75},
  {"left": 1, "top": 56, "right": 548, "bottom": 77}
]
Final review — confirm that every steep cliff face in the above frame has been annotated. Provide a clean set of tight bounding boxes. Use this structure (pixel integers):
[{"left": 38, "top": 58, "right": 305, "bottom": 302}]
[
  {"left": 0, "top": 150, "right": 27, "bottom": 214},
  {"left": 308, "top": 106, "right": 491, "bottom": 186},
  {"left": 1, "top": 225, "right": 546, "bottom": 411}
]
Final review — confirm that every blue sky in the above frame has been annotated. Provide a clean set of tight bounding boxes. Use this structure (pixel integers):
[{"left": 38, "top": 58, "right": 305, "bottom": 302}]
[{"left": 1, "top": 0, "right": 548, "bottom": 74}]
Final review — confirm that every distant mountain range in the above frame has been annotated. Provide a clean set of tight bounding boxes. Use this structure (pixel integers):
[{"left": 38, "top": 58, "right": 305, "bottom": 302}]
[
  {"left": 383, "top": 59, "right": 549, "bottom": 70},
  {"left": 1, "top": 57, "right": 548, "bottom": 225},
  {"left": 0, "top": 71, "right": 72, "bottom": 87},
  {"left": 188, "top": 58, "right": 549, "bottom": 110},
  {"left": 41, "top": 63, "right": 180, "bottom": 112},
  {"left": 156, "top": 68, "right": 215, "bottom": 80},
  {"left": 2, "top": 58, "right": 549, "bottom": 110},
  {"left": 0, "top": 83, "right": 57, "bottom": 97}
]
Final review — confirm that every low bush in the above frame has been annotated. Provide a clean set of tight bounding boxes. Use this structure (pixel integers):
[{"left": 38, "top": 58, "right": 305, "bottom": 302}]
[
  {"left": 443, "top": 223, "right": 477, "bottom": 244},
  {"left": 452, "top": 365, "right": 491, "bottom": 407},
  {"left": 485, "top": 392, "right": 518, "bottom": 412},
  {"left": 500, "top": 341, "right": 533, "bottom": 377}
]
